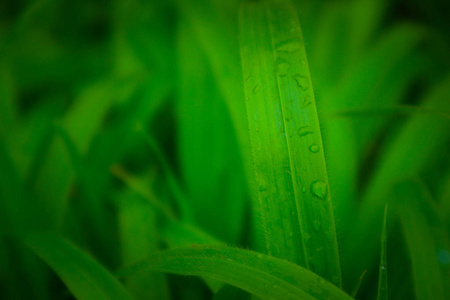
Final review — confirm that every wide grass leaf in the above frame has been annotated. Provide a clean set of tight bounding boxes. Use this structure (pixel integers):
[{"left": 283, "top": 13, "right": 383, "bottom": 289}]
[
  {"left": 239, "top": 0, "right": 341, "bottom": 284},
  {"left": 24, "top": 233, "right": 133, "bottom": 300},
  {"left": 176, "top": 22, "right": 246, "bottom": 241},
  {"left": 119, "top": 245, "right": 352, "bottom": 300}
]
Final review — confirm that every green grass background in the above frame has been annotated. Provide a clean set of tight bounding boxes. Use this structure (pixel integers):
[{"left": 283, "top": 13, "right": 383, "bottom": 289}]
[{"left": 0, "top": 0, "right": 449, "bottom": 299}]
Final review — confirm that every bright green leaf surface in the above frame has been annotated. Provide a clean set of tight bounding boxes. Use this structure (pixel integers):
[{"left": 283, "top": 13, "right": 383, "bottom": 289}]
[
  {"left": 119, "top": 245, "right": 352, "bottom": 300},
  {"left": 239, "top": 0, "right": 341, "bottom": 284}
]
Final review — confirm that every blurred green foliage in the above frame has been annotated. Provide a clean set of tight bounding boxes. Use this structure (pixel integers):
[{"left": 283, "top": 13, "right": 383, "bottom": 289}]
[{"left": 0, "top": 0, "right": 449, "bottom": 299}]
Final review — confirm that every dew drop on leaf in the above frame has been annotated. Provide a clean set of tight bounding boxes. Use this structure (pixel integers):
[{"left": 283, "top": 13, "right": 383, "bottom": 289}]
[
  {"left": 326, "top": 229, "right": 333, "bottom": 243},
  {"left": 311, "top": 181, "right": 328, "bottom": 199},
  {"left": 313, "top": 219, "right": 322, "bottom": 231},
  {"left": 276, "top": 57, "right": 291, "bottom": 76},
  {"left": 298, "top": 126, "right": 313, "bottom": 137},
  {"left": 309, "top": 144, "right": 319, "bottom": 153},
  {"left": 291, "top": 74, "right": 309, "bottom": 91}
]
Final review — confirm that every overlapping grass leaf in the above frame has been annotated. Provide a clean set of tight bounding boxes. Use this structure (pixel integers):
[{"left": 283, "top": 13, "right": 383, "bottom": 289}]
[{"left": 119, "top": 245, "right": 352, "bottom": 300}]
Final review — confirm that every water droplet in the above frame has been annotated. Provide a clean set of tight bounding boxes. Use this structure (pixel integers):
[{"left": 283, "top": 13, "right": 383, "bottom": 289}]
[
  {"left": 301, "top": 186, "right": 307, "bottom": 193},
  {"left": 298, "top": 126, "right": 313, "bottom": 137},
  {"left": 259, "top": 182, "right": 268, "bottom": 193},
  {"left": 309, "top": 144, "right": 319, "bottom": 153},
  {"left": 313, "top": 219, "right": 322, "bottom": 231},
  {"left": 276, "top": 57, "right": 291, "bottom": 76},
  {"left": 326, "top": 229, "right": 333, "bottom": 243},
  {"left": 253, "top": 85, "right": 260, "bottom": 94},
  {"left": 291, "top": 74, "right": 309, "bottom": 91},
  {"left": 275, "top": 38, "right": 301, "bottom": 52},
  {"left": 245, "top": 73, "right": 252, "bottom": 82},
  {"left": 302, "top": 96, "right": 312, "bottom": 108},
  {"left": 311, "top": 181, "right": 328, "bottom": 199}
]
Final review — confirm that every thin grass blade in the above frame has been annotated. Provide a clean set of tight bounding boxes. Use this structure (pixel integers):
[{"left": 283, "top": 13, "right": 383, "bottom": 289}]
[{"left": 377, "top": 204, "right": 389, "bottom": 300}]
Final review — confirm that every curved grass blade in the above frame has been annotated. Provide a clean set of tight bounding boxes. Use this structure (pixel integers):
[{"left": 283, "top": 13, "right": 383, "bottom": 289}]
[
  {"left": 351, "top": 269, "right": 367, "bottom": 298},
  {"left": 377, "top": 204, "right": 389, "bottom": 300},
  {"left": 34, "top": 80, "right": 117, "bottom": 229},
  {"left": 119, "top": 245, "right": 353, "bottom": 300},
  {"left": 239, "top": 0, "right": 341, "bottom": 284},
  {"left": 393, "top": 180, "right": 448, "bottom": 300},
  {"left": 111, "top": 165, "right": 177, "bottom": 220},
  {"left": 136, "top": 128, "right": 194, "bottom": 222},
  {"left": 348, "top": 75, "right": 450, "bottom": 280},
  {"left": 117, "top": 191, "right": 170, "bottom": 300},
  {"left": 213, "top": 284, "right": 250, "bottom": 300},
  {"left": 24, "top": 233, "right": 132, "bottom": 300},
  {"left": 112, "top": 165, "right": 223, "bottom": 293},
  {"left": 328, "top": 105, "right": 450, "bottom": 120}
]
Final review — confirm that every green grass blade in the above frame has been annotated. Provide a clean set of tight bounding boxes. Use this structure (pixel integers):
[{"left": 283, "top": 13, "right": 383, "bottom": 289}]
[
  {"left": 137, "top": 128, "right": 194, "bottom": 222},
  {"left": 110, "top": 165, "right": 221, "bottom": 249},
  {"left": 239, "top": 0, "right": 341, "bottom": 284},
  {"left": 176, "top": 22, "right": 246, "bottom": 241},
  {"left": 119, "top": 245, "right": 352, "bottom": 300},
  {"left": 111, "top": 165, "right": 176, "bottom": 220},
  {"left": 34, "top": 79, "right": 117, "bottom": 228},
  {"left": 213, "top": 284, "right": 250, "bottom": 300},
  {"left": 117, "top": 190, "right": 170, "bottom": 300},
  {"left": 112, "top": 165, "right": 224, "bottom": 293},
  {"left": 176, "top": 0, "right": 248, "bottom": 150},
  {"left": 348, "top": 75, "right": 450, "bottom": 280},
  {"left": 24, "top": 233, "right": 133, "bottom": 300},
  {"left": 377, "top": 204, "right": 389, "bottom": 300},
  {"left": 351, "top": 269, "right": 367, "bottom": 298},
  {"left": 0, "top": 67, "right": 16, "bottom": 139},
  {"left": 394, "top": 180, "right": 448, "bottom": 300}
]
